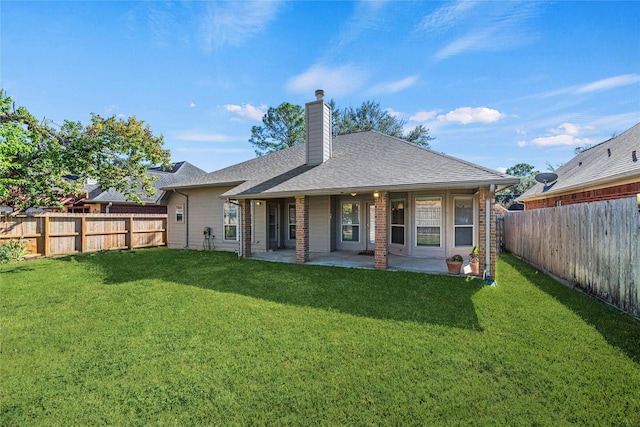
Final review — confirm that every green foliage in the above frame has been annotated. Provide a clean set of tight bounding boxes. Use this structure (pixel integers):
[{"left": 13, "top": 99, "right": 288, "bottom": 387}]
[
  {"left": 249, "top": 102, "right": 305, "bottom": 156},
  {"left": 248, "top": 99, "right": 434, "bottom": 156},
  {"left": 0, "top": 238, "right": 29, "bottom": 265},
  {"left": 0, "top": 90, "right": 171, "bottom": 212},
  {"left": 3, "top": 250, "right": 638, "bottom": 425},
  {"left": 499, "top": 162, "right": 540, "bottom": 195},
  {"left": 333, "top": 100, "right": 433, "bottom": 148}
]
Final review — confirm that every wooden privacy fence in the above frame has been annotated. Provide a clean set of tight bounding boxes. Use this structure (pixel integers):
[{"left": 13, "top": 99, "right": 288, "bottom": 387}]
[
  {"left": 0, "top": 213, "right": 167, "bottom": 258},
  {"left": 502, "top": 197, "right": 639, "bottom": 317}
]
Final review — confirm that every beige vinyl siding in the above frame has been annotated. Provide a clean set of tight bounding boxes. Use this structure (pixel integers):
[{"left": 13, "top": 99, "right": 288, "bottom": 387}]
[
  {"left": 309, "top": 195, "right": 331, "bottom": 252},
  {"left": 168, "top": 192, "right": 188, "bottom": 248},
  {"left": 305, "top": 101, "right": 332, "bottom": 165},
  {"left": 166, "top": 186, "right": 239, "bottom": 252}
]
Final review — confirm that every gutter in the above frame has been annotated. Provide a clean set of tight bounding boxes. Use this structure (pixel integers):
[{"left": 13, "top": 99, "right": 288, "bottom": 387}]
[{"left": 173, "top": 189, "right": 189, "bottom": 248}]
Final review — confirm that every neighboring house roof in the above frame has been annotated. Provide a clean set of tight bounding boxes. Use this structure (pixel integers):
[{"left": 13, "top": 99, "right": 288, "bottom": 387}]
[
  {"left": 519, "top": 123, "right": 640, "bottom": 202},
  {"left": 164, "top": 131, "right": 518, "bottom": 197},
  {"left": 85, "top": 161, "right": 207, "bottom": 205}
]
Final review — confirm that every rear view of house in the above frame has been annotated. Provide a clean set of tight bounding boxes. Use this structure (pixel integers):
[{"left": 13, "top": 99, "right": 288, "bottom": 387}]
[{"left": 164, "top": 90, "right": 518, "bottom": 276}]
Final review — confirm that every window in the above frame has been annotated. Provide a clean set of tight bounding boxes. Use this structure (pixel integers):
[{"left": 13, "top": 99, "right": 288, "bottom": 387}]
[
  {"left": 390, "top": 199, "right": 405, "bottom": 245},
  {"left": 415, "top": 197, "right": 441, "bottom": 247},
  {"left": 454, "top": 197, "right": 474, "bottom": 246},
  {"left": 175, "top": 204, "right": 184, "bottom": 223},
  {"left": 341, "top": 201, "right": 360, "bottom": 242},
  {"left": 223, "top": 201, "right": 238, "bottom": 241},
  {"left": 288, "top": 204, "right": 296, "bottom": 240}
]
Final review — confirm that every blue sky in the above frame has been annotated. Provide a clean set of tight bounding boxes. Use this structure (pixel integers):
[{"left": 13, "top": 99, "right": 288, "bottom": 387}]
[{"left": 2, "top": 1, "right": 639, "bottom": 174}]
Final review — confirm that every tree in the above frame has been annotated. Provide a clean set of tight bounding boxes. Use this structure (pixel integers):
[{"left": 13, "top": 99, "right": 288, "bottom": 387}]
[
  {"left": 499, "top": 162, "right": 540, "bottom": 195},
  {"left": 249, "top": 102, "right": 305, "bottom": 156},
  {"left": 0, "top": 90, "right": 171, "bottom": 212},
  {"left": 332, "top": 100, "right": 433, "bottom": 148},
  {"left": 248, "top": 99, "right": 434, "bottom": 156}
]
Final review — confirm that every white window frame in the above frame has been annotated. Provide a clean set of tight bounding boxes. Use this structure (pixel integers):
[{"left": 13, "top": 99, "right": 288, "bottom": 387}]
[
  {"left": 453, "top": 196, "right": 475, "bottom": 247},
  {"left": 288, "top": 203, "right": 296, "bottom": 240},
  {"left": 175, "top": 204, "right": 184, "bottom": 223},
  {"left": 223, "top": 201, "right": 238, "bottom": 241},
  {"left": 341, "top": 200, "right": 361, "bottom": 242},
  {"left": 414, "top": 196, "right": 442, "bottom": 248},
  {"left": 390, "top": 199, "right": 405, "bottom": 245}
]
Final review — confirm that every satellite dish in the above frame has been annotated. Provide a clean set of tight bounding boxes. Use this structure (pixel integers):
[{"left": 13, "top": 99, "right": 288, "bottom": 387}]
[{"left": 535, "top": 172, "right": 558, "bottom": 184}]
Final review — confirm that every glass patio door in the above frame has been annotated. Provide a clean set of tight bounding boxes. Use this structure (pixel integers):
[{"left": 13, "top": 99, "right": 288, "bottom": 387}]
[
  {"left": 268, "top": 203, "right": 279, "bottom": 250},
  {"left": 366, "top": 203, "right": 376, "bottom": 251}
]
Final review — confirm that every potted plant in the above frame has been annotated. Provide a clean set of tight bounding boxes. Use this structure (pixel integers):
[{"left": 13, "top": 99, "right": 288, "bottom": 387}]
[
  {"left": 445, "top": 254, "right": 463, "bottom": 274},
  {"left": 469, "top": 246, "right": 480, "bottom": 275}
]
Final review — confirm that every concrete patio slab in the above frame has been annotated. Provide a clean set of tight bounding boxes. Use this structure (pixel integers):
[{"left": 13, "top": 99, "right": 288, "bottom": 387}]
[{"left": 249, "top": 249, "right": 454, "bottom": 275}]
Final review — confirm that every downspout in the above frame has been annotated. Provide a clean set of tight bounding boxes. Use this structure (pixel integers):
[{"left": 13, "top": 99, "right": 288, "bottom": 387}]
[
  {"left": 105, "top": 202, "right": 112, "bottom": 213},
  {"left": 485, "top": 184, "right": 495, "bottom": 277},
  {"left": 173, "top": 189, "right": 189, "bottom": 248}
]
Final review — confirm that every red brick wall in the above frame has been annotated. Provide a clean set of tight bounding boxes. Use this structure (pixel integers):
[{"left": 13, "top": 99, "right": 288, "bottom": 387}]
[
  {"left": 478, "top": 188, "right": 497, "bottom": 277},
  {"left": 295, "top": 196, "right": 309, "bottom": 263},
  {"left": 241, "top": 200, "right": 252, "bottom": 258},
  {"left": 374, "top": 192, "right": 388, "bottom": 270},
  {"left": 105, "top": 204, "right": 167, "bottom": 214},
  {"left": 525, "top": 182, "right": 640, "bottom": 209}
]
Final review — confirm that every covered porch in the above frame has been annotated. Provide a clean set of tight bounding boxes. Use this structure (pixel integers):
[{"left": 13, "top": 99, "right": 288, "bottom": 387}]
[{"left": 249, "top": 249, "right": 453, "bottom": 275}]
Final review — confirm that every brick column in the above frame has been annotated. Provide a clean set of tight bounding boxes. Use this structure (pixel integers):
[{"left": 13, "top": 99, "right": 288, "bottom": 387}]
[
  {"left": 295, "top": 196, "right": 309, "bottom": 263},
  {"left": 478, "top": 188, "right": 496, "bottom": 276},
  {"left": 241, "top": 199, "right": 251, "bottom": 258},
  {"left": 374, "top": 192, "right": 388, "bottom": 270}
]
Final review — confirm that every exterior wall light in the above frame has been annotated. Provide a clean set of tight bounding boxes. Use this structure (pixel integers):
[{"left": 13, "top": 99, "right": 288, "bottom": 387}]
[{"left": 373, "top": 191, "right": 380, "bottom": 198}]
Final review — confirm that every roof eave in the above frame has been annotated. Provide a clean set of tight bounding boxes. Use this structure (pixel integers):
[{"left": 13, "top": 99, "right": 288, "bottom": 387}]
[{"left": 223, "top": 178, "right": 520, "bottom": 199}]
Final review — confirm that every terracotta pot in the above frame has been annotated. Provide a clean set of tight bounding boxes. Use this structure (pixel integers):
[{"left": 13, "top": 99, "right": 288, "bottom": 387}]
[
  {"left": 469, "top": 259, "right": 480, "bottom": 275},
  {"left": 446, "top": 260, "right": 463, "bottom": 274}
]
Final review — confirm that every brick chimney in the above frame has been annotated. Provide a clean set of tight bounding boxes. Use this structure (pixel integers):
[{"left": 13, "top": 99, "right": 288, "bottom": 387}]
[{"left": 305, "top": 89, "right": 332, "bottom": 165}]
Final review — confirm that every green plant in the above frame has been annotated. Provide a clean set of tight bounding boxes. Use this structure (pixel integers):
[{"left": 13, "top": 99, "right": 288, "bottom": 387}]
[
  {"left": 447, "top": 254, "right": 463, "bottom": 262},
  {"left": 469, "top": 246, "right": 479, "bottom": 261},
  {"left": 0, "top": 238, "right": 29, "bottom": 265}
]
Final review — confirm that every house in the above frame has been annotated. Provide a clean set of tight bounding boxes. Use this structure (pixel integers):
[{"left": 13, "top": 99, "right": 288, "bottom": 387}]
[
  {"left": 65, "top": 162, "right": 206, "bottom": 214},
  {"left": 519, "top": 123, "right": 640, "bottom": 209},
  {"left": 163, "top": 90, "right": 519, "bottom": 276}
]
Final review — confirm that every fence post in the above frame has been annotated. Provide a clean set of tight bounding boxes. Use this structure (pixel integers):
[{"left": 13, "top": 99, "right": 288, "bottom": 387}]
[
  {"left": 79, "top": 216, "right": 86, "bottom": 253},
  {"left": 42, "top": 216, "right": 49, "bottom": 257},
  {"left": 128, "top": 216, "right": 134, "bottom": 250}
]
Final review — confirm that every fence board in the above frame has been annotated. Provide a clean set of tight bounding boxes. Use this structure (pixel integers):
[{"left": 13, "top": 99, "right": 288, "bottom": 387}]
[
  {"left": 502, "top": 197, "right": 640, "bottom": 317},
  {"left": 0, "top": 213, "right": 167, "bottom": 258}
]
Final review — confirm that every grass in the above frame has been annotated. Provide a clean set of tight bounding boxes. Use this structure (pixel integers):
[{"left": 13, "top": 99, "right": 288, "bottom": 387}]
[{"left": 1, "top": 248, "right": 639, "bottom": 426}]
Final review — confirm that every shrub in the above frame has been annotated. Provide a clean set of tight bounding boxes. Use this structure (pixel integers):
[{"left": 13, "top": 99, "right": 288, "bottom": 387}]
[{"left": 0, "top": 239, "right": 30, "bottom": 265}]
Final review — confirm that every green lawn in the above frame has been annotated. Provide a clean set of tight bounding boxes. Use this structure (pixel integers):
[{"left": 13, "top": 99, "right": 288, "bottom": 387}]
[{"left": 1, "top": 249, "right": 639, "bottom": 426}]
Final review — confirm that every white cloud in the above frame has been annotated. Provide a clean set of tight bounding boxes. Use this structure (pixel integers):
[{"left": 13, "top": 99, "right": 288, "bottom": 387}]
[
  {"left": 517, "top": 140, "right": 527, "bottom": 148},
  {"left": 225, "top": 103, "right": 267, "bottom": 121},
  {"left": 496, "top": 167, "right": 508, "bottom": 173},
  {"left": 437, "top": 107, "right": 505, "bottom": 124},
  {"left": 369, "top": 75, "right": 418, "bottom": 94},
  {"left": 172, "top": 131, "right": 235, "bottom": 143},
  {"left": 575, "top": 74, "right": 640, "bottom": 94},
  {"left": 431, "top": 2, "right": 540, "bottom": 60},
  {"left": 199, "top": 1, "right": 281, "bottom": 51},
  {"left": 409, "top": 110, "right": 438, "bottom": 122},
  {"left": 419, "top": 1, "right": 479, "bottom": 33},
  {"left": 286, "top": 63, "right": 368, "bottom": 97},
  {"left": 539, "top": 73, "right": 640, "bottom": 98},
  {"left": 530, "top": 123, "right": 594, "bottom": 147},
  {"left": 189, "top": 102, "right": 196, "bottom": 108}
]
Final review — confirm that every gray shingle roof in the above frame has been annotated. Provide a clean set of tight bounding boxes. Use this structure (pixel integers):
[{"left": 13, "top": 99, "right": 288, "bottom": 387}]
[
  {"left": 87, "top": 161, "right": 207, "bottom": 205},
  {"left": 519, "top": 123, "right": 640, "bottom": 200},
  {"left": 165, "top": 131, "right": 518, "bottom": 198}
]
